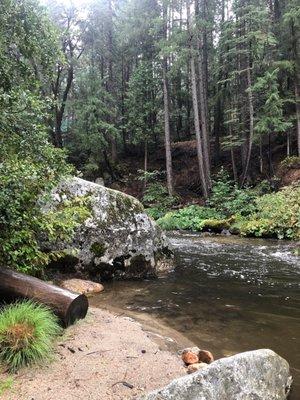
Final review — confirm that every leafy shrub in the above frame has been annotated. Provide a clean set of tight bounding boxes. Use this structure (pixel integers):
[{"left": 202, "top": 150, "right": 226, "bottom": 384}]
[
  {"left": 0, "top": 89, "right": 93, "bottom": 275},
  {"left": 240, "top": 185, "right": 300, "bottom": 239},
  {"left": 139, "top": 170, "right": 179, "bottom": 219},
  {"left": 207, "top": 168, "right": 257, "bottom": 216},
  {"left": 157, "top": 205, "right": 225, "bottom": 231},
  {"left": 146, "top": 206, "right": 167, "bottom": 220},
  {"left": 280, "top": 156, "right": 300, "bottom": 170},
  {"left": 0, "top": 301, "right": 61, "bottom": 372}
]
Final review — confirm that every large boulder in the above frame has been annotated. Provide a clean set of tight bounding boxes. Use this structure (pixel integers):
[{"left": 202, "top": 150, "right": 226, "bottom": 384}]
[
  {"left": 140, "top": 349, "right": 292, "bottom": 400},
  {"left": 41, "top": 177, "right": 172, "bottom": 279}
]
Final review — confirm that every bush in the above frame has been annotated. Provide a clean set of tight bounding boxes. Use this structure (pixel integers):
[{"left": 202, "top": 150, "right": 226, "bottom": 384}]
[
  {"left": 157, "top": 205, "right": 225, "bottom": 231},
  {"left": 207, "top": 168, "right": 256, "bottom": 216},
  {"left": 0, "top": 88, "right": 87, "bottom": 275},
  {"left": 0, "top": 301, "right": 61, "bottom": 371},
  {"left": 140, "top": 171, "right": 178, "bottom": 219},
  {"left": 280, "top": 156, "right": 300, "bottom": 170},
  {"left": 240, "top": 185, "right": 300, "bottom": 239}
]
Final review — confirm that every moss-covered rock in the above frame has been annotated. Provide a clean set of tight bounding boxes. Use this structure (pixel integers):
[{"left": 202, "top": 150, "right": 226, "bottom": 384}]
[{"left": 40, "top": 177, "right": 172, "bottom": 279}]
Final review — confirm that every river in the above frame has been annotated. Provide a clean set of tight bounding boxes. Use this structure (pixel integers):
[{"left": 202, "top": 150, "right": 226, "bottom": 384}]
[{"left": 90, "top": 232, "right": 300, "bottom": 399}]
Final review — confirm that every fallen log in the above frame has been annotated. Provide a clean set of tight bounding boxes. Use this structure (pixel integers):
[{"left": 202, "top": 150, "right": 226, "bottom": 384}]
[{"left": 0, "top": 268, "right": 88, "bottom": 327}]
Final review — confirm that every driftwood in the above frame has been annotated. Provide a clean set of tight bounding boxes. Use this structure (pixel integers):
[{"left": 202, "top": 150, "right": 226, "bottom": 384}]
[{"left": 0, "top": 268, "right": 88, "bottom": 327}]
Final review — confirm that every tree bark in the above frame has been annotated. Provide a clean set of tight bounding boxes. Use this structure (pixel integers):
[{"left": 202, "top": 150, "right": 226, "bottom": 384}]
[
  {"left": 296, "top": 83, "right": 300, "bottom": 156},
  {"left": 187, "top": 0, "right": 208, "bottom": 198},
  {"left": 107, "top": 0, "right": 117, "bottom": 163},
  {"left": 197, "top": 32, "right": 211, "bottom": 187},
  {"left": 162, "top": 62, "right": 174, "bottom": 196},
  {"left": 144, "top": 140, "right": 148, "bottom": 191},
  {"left": 0, "top": 268, "right": 88, "bottom": 328},
  {"left": 241, "top": 54, "right": 254, "bottom": 187},
  {"left": 162, "top": 2, "right": 174, "bottom": 196}
]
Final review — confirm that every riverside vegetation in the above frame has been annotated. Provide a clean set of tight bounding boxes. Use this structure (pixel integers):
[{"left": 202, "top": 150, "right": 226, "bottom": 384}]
[
  {"left": 0, "top": 0, "right": 300, "bottom": 277},
  {"left": 0, "top": 0, "right": 299, "bottom": 392},
  {"left": 152, "top": 167, "right": 300, "bottom": 240}
]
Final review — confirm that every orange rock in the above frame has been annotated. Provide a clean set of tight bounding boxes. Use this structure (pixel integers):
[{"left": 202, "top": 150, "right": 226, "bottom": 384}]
[
  {"left": 187, "top": 362, "right": 208, "bottom": 374},
  {"left": 198, "top": 349, "right": 214, "bottom": 364},
  {"left": 181, "top": 347, "right": 200, "bottom": 365},
  {"left": 60, "top": 278, "right": 104, "bottom": 295}
]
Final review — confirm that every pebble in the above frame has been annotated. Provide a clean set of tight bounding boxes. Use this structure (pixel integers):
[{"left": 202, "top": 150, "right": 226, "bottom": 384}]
[{"left": 187, "top": 362, "right": 208, "bottom": 374}]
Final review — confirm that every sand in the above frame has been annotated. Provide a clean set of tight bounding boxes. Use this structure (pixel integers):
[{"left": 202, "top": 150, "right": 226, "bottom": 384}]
[{"left": 0, "top": 307, "right": 187, "bottom": 400}]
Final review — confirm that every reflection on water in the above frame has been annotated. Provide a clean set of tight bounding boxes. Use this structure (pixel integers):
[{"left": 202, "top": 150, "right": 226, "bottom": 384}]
[{"left": 90, "top": 232, "right": 300, "bottom": 398}]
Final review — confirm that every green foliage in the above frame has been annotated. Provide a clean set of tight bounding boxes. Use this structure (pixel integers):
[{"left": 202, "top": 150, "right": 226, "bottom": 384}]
[
  {"left": 158, "top": 183, "right": 300, "bottom": 240},
  {"left": 138, "top": 170, "right": 178, "bottom": 219},
  {"left": 0, "top": 1, "right": 90, "bottom": 275},
  {"left": 252, "top": 68, "right": 292, "bottom": 138},
  {"left": 66, "top": 68, "right": 119, "bottom": 178},
  {"left": 240, "top": 185, "right": 300, "bottom": 239},
  {"left": 280, "top": 156, "right": 300, "bottom": 169},
  {"left": 144, "top": 182, "right": 178, "bottom": 220},
  {"left": 0, "top": 301, "right": 61, "bottom": 372},
  {"left": 124, "top": 61, "right": 161, "bottom": 146},
  {"left": 207, "top": 168, "right": 257, "bottom": 217},
  {"left": 157, "top": 205, "right": 225, "bottom": 231},
  {"left": 0, "top": 376, "right": 14, "bottom": 396}
]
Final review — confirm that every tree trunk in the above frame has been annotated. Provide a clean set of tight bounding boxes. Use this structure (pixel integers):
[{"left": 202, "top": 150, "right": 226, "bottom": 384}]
[
  {"left": 0, "top": 268, "right": 88, "bottom": 328},
  {"left": 162, "top": 2, "right": 174, "bottom": 196},
  {"left": 53, "top": 63, "right": 74, "bottom": 148},
  {"left": 197, "top": 32, "right": 211, "bottom": 187},
  {"left": 107, "top": 0, "right": 117, "bottom": 163},
  {"left": 144, "top": 140, "right": 148, "bottom": 191},
  {"left": 195, "top": 0, "right": 211, "bottom": 187},
  {"left": 295, "top": 82, "right": 300, "bottom": 156},
  {"left": 231, "top": 147, "right": 238, "bottom": 183},
  {"left": 187, "top": 0, "right": 208, "bottom": 198},
  {"left": 241, "top": 55, "right": 254, "bottom": 187},
  {"left": 162, "top": 62, "right": 174, "bottom": 196}
]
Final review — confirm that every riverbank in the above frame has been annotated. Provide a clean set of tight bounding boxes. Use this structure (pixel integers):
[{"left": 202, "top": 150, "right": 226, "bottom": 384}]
[
  {"left": 89, "top": 232, "right": 300, "bottom": 399},
  {"left": 0, "top": 307, "right": 186, "bottom": 400}
]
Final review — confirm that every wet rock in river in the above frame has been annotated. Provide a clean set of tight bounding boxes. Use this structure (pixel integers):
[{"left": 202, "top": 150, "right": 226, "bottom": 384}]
[
  {"left": 40, "top": 177, "right": 173, "bottom": 280},
  {"left": 140, "top": 349, "right": 292, "bottom": 400}
]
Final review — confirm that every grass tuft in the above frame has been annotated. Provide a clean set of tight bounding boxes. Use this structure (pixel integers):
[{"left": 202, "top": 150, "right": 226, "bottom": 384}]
[{"left": 0, "top": 300, "right": 61, "bottom": 371}]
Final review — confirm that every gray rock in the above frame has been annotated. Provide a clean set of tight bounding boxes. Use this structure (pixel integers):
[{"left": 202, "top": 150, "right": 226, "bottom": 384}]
[
  {"left": 140, "top": 349, "right": 292, "bottom": 400},
  {"left": 41, "top": 177, "right": 173, "bottom": 279}
]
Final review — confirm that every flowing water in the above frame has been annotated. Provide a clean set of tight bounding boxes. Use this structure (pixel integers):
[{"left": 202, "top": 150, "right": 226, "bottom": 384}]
[{"left": 91, "top": 232, "right": 300, "bottom": 398}]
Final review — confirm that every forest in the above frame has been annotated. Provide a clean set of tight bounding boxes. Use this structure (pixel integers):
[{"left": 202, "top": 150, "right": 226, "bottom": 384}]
[
  {"left": 0, "top": 0, "right": 299, "bottom": 398},
  {"left": 0, "top": 0, "right": 300, "bottom": 272}
]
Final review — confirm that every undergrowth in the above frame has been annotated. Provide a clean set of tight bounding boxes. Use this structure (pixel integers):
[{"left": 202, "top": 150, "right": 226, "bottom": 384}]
[
  {"left": 0, "top": 301, "right": 61, "bottom": 372},
  {"left": 154, "top": 168, "right": 300, "bottom": 240}
]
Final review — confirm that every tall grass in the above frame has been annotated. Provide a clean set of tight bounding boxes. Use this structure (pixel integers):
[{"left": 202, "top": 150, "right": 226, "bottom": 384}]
[{"left": 0, "top": 300, "right": 61, "bottom": 371}]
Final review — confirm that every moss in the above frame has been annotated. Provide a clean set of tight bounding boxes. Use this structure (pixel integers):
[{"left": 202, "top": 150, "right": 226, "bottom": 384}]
[
  {"left": 115, "top": 192, "right": 143, "bottom": 214},
  {"left": 104, "top": 192, "right": 143, "bottom": 224},
  {"left": 293, "top": 248, "right": 300, "bottom": 256},
  {"left": 90, "top": 242, "right": 107, "bottom": 257},
  {"left": 199, "top": 218, "right": 231, "bottom": 232}
]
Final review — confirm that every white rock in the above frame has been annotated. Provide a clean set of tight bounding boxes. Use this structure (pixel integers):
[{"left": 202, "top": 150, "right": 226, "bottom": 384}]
[
  {"left": 40, "top": 177, "right": 173, "bottom": 279},
  {"left": 140, "top": 349, "right": 292, "bottom": 400}
]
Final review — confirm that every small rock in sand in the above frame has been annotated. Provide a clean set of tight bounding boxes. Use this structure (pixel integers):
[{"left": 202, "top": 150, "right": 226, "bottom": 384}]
[
  {"left": 198, "top": 349, "right": 214, "bottom": 364},
  {"left": 60, "top": 278, "right": 104, "bottom": 295},
  {"left": 181, "top": 347, "right": 200, "bottom": 365},
  {"left": 187, "top": 362, "right": 208, "bottom": 374}
]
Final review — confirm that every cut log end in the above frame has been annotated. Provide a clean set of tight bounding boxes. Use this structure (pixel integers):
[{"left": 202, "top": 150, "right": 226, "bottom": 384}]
[{"left": 64, "top": 294, "right": 89, "bottom": 327}]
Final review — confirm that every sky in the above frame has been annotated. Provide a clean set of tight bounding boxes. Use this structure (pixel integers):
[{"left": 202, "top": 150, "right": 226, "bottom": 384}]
[{"left": 40, "top": 0, "right": 92, "bottom": 7}]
